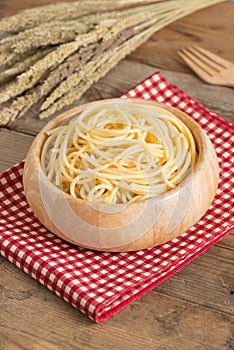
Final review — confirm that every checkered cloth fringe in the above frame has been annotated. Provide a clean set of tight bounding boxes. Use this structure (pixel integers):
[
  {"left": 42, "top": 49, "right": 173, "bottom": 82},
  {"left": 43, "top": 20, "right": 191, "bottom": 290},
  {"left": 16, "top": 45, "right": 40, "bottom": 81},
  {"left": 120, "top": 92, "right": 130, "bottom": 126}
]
[{"left": 0, "top": 72, "right": 233, "bottom": 322}]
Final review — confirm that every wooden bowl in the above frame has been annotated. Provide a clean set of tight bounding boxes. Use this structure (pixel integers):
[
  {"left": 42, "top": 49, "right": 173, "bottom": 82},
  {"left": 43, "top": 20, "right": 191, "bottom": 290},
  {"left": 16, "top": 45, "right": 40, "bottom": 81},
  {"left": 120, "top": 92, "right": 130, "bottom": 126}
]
[{"left": 23, "top": 99, "right": 219, "bottom": 252}]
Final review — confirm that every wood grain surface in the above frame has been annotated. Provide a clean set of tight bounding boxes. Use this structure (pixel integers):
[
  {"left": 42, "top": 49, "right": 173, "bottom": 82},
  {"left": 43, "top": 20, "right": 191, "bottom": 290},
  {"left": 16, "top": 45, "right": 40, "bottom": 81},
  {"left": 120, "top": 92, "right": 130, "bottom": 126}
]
[{"left": 0, "top": 1, "right": 234, "bottom": 349}]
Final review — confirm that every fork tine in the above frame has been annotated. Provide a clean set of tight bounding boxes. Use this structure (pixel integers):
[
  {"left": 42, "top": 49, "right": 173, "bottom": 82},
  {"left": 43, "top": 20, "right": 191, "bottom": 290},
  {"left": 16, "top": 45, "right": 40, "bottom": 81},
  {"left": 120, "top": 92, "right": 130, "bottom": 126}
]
[
  {"left": 179, "top": 48, "right": 215, "bottom": 77},
  {"left": 178, "top": 51, "right": 210, "bottom": 80},
  {"left": 193, "top": 45, "right": 231, "bottom": 68},
  {"left": 188, "top": 46, "right": 221, "bottom": 72},
  {"left": 178, "top": 46, "right": 234, "bottom": 87}
]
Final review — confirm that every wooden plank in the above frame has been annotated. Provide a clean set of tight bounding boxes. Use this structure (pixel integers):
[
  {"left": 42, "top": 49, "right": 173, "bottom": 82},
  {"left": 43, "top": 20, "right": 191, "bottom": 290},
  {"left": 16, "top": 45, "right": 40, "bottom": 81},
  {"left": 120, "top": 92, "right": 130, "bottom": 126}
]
[
  {"left": 98, "top": 59, "right": 234, "bottom": 121},
  {"left": 0, "top": 259, "right": 233, "bottom": 350},
  {"left": 155, "top": 244, "right": 234, "bottom": 315},
  {"left": 0, "top": 129, "right": 34, "bottom": 172},
  {"left": 217, "top": 232, "right": 234, "bottom": 251}
]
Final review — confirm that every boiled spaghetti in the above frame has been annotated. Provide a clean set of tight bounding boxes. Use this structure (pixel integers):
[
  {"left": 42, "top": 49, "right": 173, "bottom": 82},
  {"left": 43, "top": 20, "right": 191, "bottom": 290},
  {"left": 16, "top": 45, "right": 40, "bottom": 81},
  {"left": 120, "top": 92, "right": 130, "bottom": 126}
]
[{"left": 41, "top": 102, "right": 197, "bottom": 203}]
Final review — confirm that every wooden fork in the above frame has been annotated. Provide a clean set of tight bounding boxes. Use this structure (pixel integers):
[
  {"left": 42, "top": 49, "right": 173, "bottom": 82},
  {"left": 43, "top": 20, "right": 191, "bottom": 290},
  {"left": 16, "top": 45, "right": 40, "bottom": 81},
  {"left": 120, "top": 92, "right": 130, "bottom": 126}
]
[{"left": 178, "top": 45, "right": 234, "bottom": 87}]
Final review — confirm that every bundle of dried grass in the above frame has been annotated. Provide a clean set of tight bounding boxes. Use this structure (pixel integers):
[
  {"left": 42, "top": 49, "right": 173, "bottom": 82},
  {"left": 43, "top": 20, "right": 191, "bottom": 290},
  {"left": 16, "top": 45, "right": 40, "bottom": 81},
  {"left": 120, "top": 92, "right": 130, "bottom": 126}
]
[{"left": 0, "top": 0, "right": 224, "bottom": 126}]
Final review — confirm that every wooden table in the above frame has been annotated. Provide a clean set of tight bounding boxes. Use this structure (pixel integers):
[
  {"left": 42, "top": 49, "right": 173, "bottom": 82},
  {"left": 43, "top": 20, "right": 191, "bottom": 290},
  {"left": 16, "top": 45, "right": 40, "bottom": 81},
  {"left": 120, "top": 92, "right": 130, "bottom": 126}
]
[{"left": 0, "top": 1, "right": 233, "bottom": 349}]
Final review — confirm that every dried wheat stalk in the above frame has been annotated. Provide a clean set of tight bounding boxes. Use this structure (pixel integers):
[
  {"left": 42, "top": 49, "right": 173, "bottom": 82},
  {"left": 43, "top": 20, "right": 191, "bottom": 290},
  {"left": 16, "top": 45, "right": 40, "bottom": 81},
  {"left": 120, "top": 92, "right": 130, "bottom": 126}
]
[
  {"left": 0, "top": 3, "right": 173, "bottom": 69},
  {"left": 40, "top": 0, "right": 224, "bottom": 118},
  {"left": 41, "top": 29, "right": 137, "bottom": 112},
  {"left": 0, "top": 7, "right": 169, "bottom": 105},
  {"left": 0, "top": 24, "right": 112, "bottom": 104},
  {"left": 0, "top": 26, "right": 144, "bottom": 125},
  {"left": 40, "top": 27, "right": 157, "bottom": 119},
  {"left": 0, "top": 1, "right": 158, "bottom": 32},
  {"left": 0, "top": 48, "right": 52, "bottom": 83},
  {"left": 7, "top": 23, "right": 90, "bottom": 55},
  {"left": 0, "top": 43, "right": 103, "bottom": 125},
  {"left": 0, "top": 0, "right": 224, "bottom": 126}
]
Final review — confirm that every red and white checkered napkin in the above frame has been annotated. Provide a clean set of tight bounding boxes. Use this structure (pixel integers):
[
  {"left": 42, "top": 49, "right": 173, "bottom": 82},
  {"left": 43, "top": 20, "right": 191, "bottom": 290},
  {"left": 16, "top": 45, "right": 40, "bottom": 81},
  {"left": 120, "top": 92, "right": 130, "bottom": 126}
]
[{"left": 0, "top": 72, "right": 234, "bottom": 323}]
